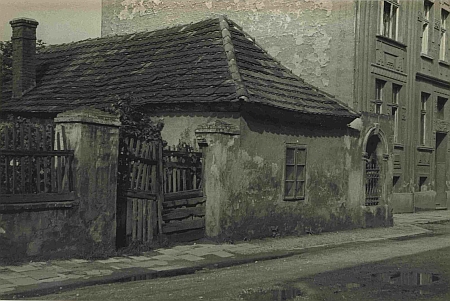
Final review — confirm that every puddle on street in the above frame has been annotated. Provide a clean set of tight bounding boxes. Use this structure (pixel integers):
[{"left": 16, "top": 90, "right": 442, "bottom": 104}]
[
  {"left": 372, "top": 271, "right": 440, "bottom": 286},
  {"left": 240, "top": 286, "right": 303, "bottom": 301},
  {"left": 240, "top": 270, "right": 444, "bottom": 301}
]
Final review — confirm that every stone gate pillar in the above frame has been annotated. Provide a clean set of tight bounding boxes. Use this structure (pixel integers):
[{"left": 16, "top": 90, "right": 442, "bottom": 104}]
[
  {"left": 54, "top": 108, "right": 121, "bottom": 251},
  {"left": 195, "top": 120, "right": 240, "bottom": 238}
]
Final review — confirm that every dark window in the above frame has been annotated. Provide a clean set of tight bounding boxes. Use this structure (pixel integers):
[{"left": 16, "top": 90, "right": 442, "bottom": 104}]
[
  {"left": 375, "top": 79, "right": 385, "bottom": 114},
  {"left": 420, "top": 93, "right": 429, "bottom": 145},
  {"left": 419, "top": 176, "right": 428, "bottom": 191},
  {"left": 437, "top": 97, "right": 447, "bottom": 119},
  {"left": 392, "top": 84, "right": 401, "bottom": 142},
  {"left": 285, "top": 146, "right": 306, "bottom": 200}
]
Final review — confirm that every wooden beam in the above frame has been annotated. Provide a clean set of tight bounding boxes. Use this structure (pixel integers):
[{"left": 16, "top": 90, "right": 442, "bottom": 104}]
[
  {"left": 162, "top": 206, "right": 205, "bottom": 221},
  {"left": 164, "top": 189, "right": 203, "bottom": 201},
  {"left": 163, "top": 197, "right": 206, "bottom": 209},
  {"left": 0, "top": 192, "right": 76, "bottom": 204},
  {"left": 162, "top": 219, "right": 205, "bottom": 234}
]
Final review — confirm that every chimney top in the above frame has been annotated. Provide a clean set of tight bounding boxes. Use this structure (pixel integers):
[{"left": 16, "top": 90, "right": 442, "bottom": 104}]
[
  {"left": 10, "top": 17, "right": 39, "bottom": 98},
  {"left": 10, "top": 18, "right": 39, "bottom": 27}
]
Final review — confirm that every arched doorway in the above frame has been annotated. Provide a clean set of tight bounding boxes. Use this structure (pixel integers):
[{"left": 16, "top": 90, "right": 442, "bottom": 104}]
[{"left": 364, "top": 134, "right": 384, "bottom": 206}]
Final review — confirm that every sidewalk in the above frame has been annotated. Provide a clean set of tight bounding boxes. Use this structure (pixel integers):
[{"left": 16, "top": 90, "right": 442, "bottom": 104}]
[{"left": 1, "top": 210, "right": 450, "bottom": 299}]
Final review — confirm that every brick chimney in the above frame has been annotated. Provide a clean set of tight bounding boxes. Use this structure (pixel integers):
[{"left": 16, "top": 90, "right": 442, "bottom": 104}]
[{"left": 10, "top": 18, "right": 39, "bottom": 98}]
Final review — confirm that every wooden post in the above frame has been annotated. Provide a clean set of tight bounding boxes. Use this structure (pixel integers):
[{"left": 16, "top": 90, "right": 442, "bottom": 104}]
[{"left": 157, "top": 141, "right": 164, "bottom": 235}]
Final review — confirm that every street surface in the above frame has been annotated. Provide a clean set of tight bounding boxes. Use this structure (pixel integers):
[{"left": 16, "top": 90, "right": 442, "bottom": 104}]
[{"left": 37, "top": 222, "right": 450, "bottom": 301}]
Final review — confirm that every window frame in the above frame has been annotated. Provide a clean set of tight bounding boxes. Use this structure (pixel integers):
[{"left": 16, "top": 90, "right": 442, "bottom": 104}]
[
  {"left": 437, "top": 96, "right": 447, "bottom": 119},
  {"left": 380, "top": 0, "right": 400, "bottom": 40},
  {"left": 391, "top": 84, "right": 402, "bottom": 143},
  {"left": 420, "top": 92, "right": 429, "bottom": 146},
  {"left": 283, "top": 145, "right": 307, "bottom": 201},
  {"left": 375, "top": 79, "right": 386, "bottom": 114},
  {"left": 422, "top": 0, "right": 433, "bottom": 55},
  {"left": 440, "top": 9, "right": 449, "bottom": 61}
]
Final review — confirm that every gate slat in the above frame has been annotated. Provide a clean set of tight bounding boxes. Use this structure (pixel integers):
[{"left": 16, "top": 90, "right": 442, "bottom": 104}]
[{"left": 132, "top": 199, "right": 137, "bottom": 241}]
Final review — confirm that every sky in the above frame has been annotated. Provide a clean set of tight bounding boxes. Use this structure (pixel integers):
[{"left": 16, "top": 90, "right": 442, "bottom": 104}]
[{"left": 0, "top": 0, "right": 101, "bottom": 45}]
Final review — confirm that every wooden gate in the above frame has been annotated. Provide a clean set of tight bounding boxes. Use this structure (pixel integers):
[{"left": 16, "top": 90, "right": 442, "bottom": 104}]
[
  {"left": 116, "top": 138, "right": 163, "bottom": 248},
  {"left": 162, "top": 144, "right": 205, "bottom": 242},
  {"left": 116, "top": 140, "right": 204, "bottom": 247}
]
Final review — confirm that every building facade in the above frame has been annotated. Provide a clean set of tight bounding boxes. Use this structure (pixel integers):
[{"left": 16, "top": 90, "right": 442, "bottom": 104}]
[{"left": 101, "top": 0, "right": 450, "bottom": 213}]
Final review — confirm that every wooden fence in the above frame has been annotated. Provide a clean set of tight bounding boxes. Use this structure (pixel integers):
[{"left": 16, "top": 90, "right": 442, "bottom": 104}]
[{"left": 0, "top": 118, "right": 74, "bottom": 203}]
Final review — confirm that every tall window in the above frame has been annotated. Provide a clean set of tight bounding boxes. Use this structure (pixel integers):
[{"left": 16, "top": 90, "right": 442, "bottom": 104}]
[
  {"left": 392, "top": 84, "right": 401, "bottom": 143},
  {"left": 375, "top": 79, "right": 385, "bottom": 114},
  {"left": 420, "top": 93, "right": 429, "bottom": 145},
  {"left": 441, "top": 9, "right": 449, "bottom": 60},
  {"left": 381, "top": 1, "right": 399, "bottom": 39},
  {"left": 437, "top": 97, "right": 447, "bottom": 119},
  {"left": 285, "top": 146, "right": 306, "bottom": 200},
  {"left": 422, "top": 1, "right": 432, "bottom": 54}
]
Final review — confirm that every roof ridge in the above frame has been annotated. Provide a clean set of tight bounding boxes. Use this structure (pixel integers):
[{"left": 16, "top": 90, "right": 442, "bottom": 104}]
[{"left": 218, "top": 16, "right": 248, "bottom": 101}]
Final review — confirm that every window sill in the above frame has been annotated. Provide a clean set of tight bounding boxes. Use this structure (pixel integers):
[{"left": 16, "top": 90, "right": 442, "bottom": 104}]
[
  {"left": 376, "top": 35, "right": 407, "bottom": 49},
  {"left": 417, "top": 145, "right": 434, "bottom": 152},
  {"left": 0, "top": 200, "right": 79, "bottom": 212},
  {"left": 394, "top": 143, "right": 404, "bottom": 149},
  {"left": 439, "top": 60, "right": 450, "bottom": 66},
  {"left": 420, "top": 53, "right": 434, "bottom": 61}
]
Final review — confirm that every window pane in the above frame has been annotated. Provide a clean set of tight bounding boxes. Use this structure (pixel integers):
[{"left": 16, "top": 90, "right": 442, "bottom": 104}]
[
  {"left": 296, "top": 165, "right": 305, "bottom": 180},
  {"left": 296, "top": 181, "right": 305, "bottom": 197},
  {"left": 286, "top": 148, "right": 295, "bottom": 165},
  {"left": 295, "top": 149, "right": 306, "bottom": 164},
  {"left": 285, "top": 181, "right": 295, "bottom": 197},
  {"left": 286, "top": 166, "right": 295, "bottom": 181},
  {"left": 383, "top": 2, "right": 391, "bottom": 37},
  {"left": 391, "top": 6, "right": 397, "bottom": 39}
]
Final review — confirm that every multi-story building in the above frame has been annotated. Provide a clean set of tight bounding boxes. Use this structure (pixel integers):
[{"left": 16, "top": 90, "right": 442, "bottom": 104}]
[{"left": 101, "top": 0, "right": 450, "bottom": 213}]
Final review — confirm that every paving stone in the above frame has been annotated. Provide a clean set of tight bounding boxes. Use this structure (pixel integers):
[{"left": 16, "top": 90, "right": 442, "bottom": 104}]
[
  {"left": 25, "top": 270, "right": 59, "bottom": 281},
  {"left": 85, "top": 270, "right": 102, "bottom": 276},
  {"left": 7, "top": 265, "right": 39, "bottom": 273},
  {"left": 152, "top": 255, "right": 179, "bottom": 261},
  {"left": 155, "top": 248, "right": 183, "bottom": 255},
  {"left": 0, "top": 278, "right": 14, "bottom": 286},
  {"left": 112, "top": 257, "right": 134, "bottom": 263},
  {"left": 0, "top": 272, "right": 25, "bottom": 280},
  {"left": 38, "top": 275, "right": 69, "bottom": 283},
  {"left": 108, "top": 263, "right": 136, "bottom": 269},
  {"left": 48, "top": 265, "right": 71, "bottom": 273},
  {"left": 69, "top": 259, "right": 89, "bottom": 264},
  {"left": 209, "top": 251, "right": 234, "bottom": 258},
  {"left": 6, "top": 277, "right": 39, "bottom": 286},
  {"left": 0, "top": 284, "right": 15, "bottom": 293},
  {"left": 172, "top": 245, "right": 197, "bottom": 251},
  {"left": 177, "top": 254, "right": 205, "bottom": 262},
  {"left": 127, "top": 255, "right": 153, "bottom": 261},
  {"left": 186, "top": 247, "right": 219, "bottom": 257},
  {"left": 132, "top": 260, "right": 162, "bottom": 268},
  {"left": 97, "top": 258, "right": 122, "bottom": 264},
  {"left": 63, "top": 274, "right": 85, "bottom": 280}
]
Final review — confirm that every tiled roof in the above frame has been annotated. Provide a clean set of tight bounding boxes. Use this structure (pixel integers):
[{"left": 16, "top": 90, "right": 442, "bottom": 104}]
[{"left": 1, "top": 17, "right": 358, "bottom": 119}]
